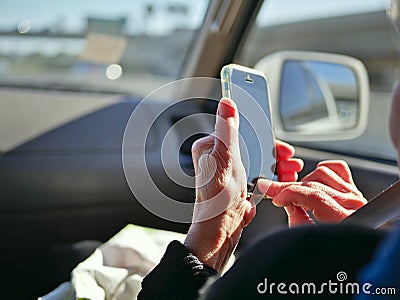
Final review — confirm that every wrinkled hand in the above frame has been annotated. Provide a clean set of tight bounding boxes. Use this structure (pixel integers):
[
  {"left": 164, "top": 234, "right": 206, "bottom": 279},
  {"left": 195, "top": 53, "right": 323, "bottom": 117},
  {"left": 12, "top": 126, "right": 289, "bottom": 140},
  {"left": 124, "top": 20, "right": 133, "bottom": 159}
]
[
  {"left": 184, "top": 98, "right": 256, "bottom": 272},
  {"left": 258, "top": 160, "right": 367, "bottom": 227}
]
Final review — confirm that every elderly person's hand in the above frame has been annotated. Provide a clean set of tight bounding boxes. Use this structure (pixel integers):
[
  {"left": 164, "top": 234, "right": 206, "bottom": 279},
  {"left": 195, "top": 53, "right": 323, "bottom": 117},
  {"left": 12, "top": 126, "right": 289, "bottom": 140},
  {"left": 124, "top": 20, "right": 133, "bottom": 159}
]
[
  {"left": 184, "top": 98, "right": 255, "bottom": 272},
  {"left": 258, "top": 160, "right": 367, "bottom": 227},
  {"left": 275, "top": 140, "right": 304, "bottom": 182},
  {"left": 184, "top": 99, "right": 304, "bottom": 271}
]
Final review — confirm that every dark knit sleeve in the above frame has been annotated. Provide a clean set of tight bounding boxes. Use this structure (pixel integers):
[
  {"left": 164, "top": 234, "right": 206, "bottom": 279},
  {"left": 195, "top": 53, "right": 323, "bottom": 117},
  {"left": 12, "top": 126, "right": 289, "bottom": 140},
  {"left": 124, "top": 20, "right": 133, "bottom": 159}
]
[{"left": 138, "top": 240, "right": 218, "bottom": 300}]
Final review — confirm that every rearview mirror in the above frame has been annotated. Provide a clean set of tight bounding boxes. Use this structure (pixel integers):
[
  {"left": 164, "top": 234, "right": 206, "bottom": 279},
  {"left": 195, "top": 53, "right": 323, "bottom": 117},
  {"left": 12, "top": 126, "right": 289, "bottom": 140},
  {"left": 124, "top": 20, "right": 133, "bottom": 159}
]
[{"left": 255, "top": 51, "right": 369, "bottom": 141}]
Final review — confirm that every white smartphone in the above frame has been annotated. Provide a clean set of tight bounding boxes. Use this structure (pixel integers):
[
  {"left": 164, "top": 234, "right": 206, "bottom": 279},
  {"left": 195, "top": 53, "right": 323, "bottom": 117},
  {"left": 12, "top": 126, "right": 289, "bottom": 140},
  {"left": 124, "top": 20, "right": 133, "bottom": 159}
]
[{"left": 220, "top": 64, "right": 275, "bottom": 182}]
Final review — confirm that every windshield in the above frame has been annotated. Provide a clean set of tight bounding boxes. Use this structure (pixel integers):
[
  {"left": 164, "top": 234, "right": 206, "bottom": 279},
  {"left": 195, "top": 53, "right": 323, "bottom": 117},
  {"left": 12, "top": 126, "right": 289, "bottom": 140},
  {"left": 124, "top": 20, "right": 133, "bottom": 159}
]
[{"left": 0, "top": 0, "right": 209, "bottom": 96}]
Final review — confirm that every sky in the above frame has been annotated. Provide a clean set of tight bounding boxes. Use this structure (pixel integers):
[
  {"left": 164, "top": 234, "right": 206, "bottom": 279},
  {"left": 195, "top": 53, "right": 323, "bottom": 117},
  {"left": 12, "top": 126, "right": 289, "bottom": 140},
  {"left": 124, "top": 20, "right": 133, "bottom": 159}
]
[
  {"left": 258, "top": 0, "right": 389, "bottom": 26},
  {"left": 0, "top": 0, "right": 209, "bottom": 35},
  {"left": 0, "top": 0, "right": 390, "bottom": 57},
  {"left": 0, "top": 0, "right": 390, "bottom": 35}
]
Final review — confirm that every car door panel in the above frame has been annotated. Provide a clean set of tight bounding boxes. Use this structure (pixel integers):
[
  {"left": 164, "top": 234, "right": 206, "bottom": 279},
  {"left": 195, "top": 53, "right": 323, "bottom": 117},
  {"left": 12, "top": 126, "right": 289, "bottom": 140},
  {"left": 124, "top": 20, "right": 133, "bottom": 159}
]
[{"left": 0, "top": 92, "right": 209, "bottom": 298}]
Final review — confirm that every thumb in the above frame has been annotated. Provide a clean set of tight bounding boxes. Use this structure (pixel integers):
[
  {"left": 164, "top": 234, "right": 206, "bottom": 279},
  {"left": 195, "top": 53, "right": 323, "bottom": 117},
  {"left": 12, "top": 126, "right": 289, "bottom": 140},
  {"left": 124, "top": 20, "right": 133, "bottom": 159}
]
[{"left": 214, "top": 98, "right": 239, "bottom": 151}]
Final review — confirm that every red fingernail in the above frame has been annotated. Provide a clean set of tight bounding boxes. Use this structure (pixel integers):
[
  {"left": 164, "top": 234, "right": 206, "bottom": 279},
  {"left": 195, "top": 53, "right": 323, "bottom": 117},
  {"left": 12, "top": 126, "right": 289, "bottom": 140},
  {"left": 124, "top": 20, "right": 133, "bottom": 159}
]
[{"left": 218, "top": 99, "right": 236, "bottom": 117}]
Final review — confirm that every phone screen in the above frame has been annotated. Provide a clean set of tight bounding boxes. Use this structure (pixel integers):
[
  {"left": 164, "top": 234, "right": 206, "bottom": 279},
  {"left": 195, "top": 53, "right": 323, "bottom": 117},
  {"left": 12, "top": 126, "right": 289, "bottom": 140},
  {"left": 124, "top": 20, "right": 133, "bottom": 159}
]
[{"left": 221, "top": 65, "right": 275, "bottom": 181}]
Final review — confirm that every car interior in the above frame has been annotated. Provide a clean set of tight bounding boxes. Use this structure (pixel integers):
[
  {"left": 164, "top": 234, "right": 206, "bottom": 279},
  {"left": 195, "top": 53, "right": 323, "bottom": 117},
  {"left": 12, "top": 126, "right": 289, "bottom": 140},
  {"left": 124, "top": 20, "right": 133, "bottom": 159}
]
[{"left": 1, "top": 0, "right": 399, "bottom": 298}]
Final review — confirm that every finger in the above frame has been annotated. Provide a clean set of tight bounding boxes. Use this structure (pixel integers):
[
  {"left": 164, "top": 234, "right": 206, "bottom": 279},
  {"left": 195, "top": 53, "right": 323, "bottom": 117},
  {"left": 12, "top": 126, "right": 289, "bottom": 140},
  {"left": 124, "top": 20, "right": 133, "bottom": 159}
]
[
  {"left": 284, "top": 205, "right": 315, "bottom": 227},
  {"left": 257, "top": 179, "right": 301, "bottom": 198},
  {"left": 259, "top": 179, "right": 366, "bottom": 210},
  {"left": 332, "top": 195, "right": 366, "bottom": 210},
  {"left": 275, "top": 140, "right": 295, "bottom": 160},
  {"left": 258, "top": 177, "right": 362, "bottom": 205},
  {"left": 301, "top": 166, "right": 362, "bottom": 196},
  {"left": 259, "top": 178, "right": 363, "bottom": 219},
  {"left": 301, "top": 181, "right": 367, "bottom": 210},
  {"left": 277, "top": 159, "right": 304, "bottom": 173},
  {"left": 279, "top": 172, "right": 298, "bottom": 182},
  {"left": 214, "top": 98, "right": 239, "bottom": 151},
  {"left": 317, "top": 160, "right": 355, "bottom": 184},
  {"left": 272, "top": 185, "right": 351, "bottom": 222},
  {"left": 277, "top": 158, "right": 304, "bottom": 176}
]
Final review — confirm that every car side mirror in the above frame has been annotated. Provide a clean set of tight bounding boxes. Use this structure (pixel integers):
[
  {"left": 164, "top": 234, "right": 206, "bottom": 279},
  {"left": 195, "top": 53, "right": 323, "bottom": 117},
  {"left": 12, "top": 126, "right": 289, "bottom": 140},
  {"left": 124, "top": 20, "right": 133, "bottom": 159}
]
[{"left": 255, "top": 51, "right": 369, "bottom": 141}]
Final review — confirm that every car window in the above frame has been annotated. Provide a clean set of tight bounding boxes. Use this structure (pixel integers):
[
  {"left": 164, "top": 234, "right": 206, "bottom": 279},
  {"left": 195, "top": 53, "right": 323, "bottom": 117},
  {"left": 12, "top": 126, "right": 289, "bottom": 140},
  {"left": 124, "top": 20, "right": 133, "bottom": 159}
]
[
  {"left": 237, "top": 0, "right": 399, "bottom": 162},
  {"left": 0, "top": 0, "right": 209, "bottom": 97}
]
